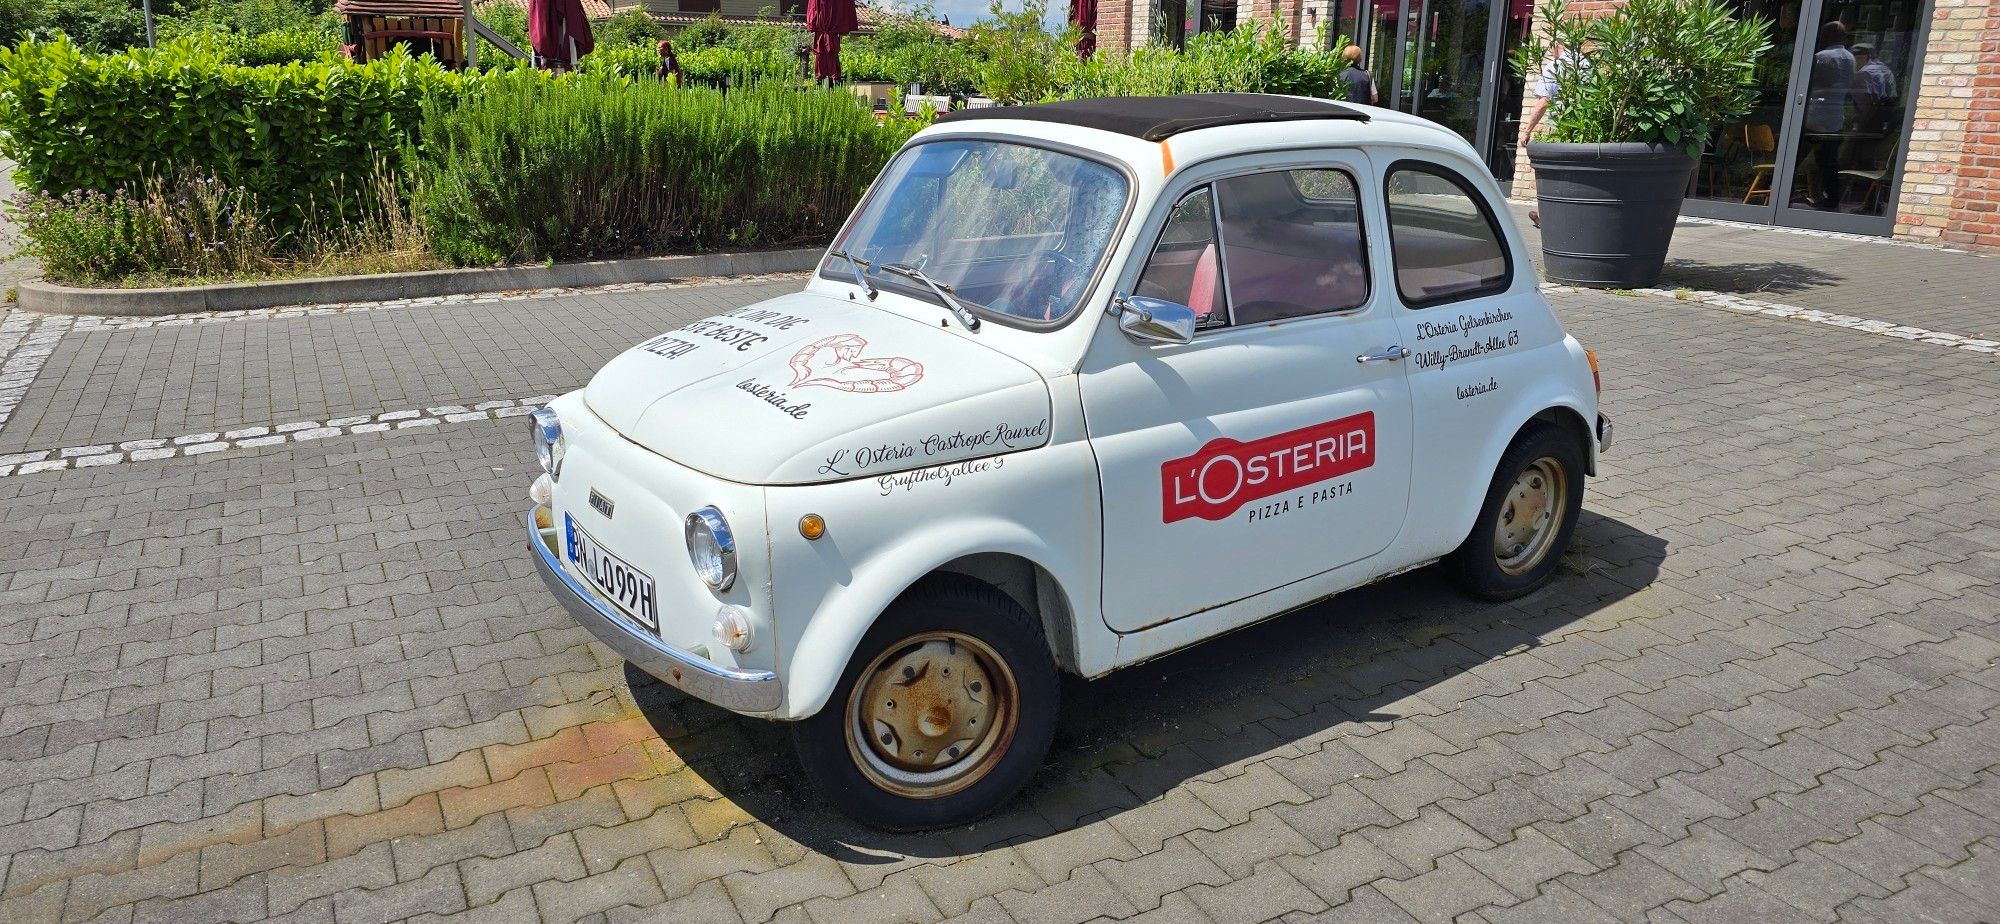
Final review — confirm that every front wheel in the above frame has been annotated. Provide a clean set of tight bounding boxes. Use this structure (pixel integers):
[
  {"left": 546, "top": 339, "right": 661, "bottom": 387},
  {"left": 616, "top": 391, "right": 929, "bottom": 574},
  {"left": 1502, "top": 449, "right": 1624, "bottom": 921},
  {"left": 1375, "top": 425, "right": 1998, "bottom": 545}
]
[
  {"left": 1446, "top": 423, "right": 1587, "bottom": 601},
  {"left": 792, "top": 578, "right": 1059, "bottom": 830}
]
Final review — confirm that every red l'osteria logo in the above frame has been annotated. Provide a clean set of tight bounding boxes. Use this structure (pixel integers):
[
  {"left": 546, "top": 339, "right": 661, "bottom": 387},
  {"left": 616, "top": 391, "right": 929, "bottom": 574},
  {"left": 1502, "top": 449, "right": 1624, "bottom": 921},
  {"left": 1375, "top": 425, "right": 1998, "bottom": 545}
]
[{"left": 1161, "top": 412, "right": 1375, "bottom": 523}]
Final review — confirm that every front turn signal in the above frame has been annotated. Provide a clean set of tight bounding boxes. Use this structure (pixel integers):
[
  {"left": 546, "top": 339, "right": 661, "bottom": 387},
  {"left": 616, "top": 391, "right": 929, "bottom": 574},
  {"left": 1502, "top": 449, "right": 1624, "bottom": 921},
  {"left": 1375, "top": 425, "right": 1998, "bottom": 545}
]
[{"left": 1585, "top": 349, "right": 1601, "bottom": 395}]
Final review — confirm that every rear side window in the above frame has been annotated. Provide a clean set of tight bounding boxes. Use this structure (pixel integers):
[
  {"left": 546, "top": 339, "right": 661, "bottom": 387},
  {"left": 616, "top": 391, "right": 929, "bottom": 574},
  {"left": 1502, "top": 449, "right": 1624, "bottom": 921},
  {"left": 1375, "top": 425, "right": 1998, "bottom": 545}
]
[
  {"left": 1384, "top": 164, "right": 1510, "bottom": 307},
  {"left": 1213, "top": 169, "right": 1368, "bottom": 324}
]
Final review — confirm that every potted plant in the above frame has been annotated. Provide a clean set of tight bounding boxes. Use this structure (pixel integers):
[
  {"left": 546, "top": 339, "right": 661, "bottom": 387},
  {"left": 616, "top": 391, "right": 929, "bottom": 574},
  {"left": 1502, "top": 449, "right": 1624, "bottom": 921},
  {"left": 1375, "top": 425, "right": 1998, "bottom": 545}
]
[{"left": 1513, "top": 0, "right": 1770, "bottom": 287}]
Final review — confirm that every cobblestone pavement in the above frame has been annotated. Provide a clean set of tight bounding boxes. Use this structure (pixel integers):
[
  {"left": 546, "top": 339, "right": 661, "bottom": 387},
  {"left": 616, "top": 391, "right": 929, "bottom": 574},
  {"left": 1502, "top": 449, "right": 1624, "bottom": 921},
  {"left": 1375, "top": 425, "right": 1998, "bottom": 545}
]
[
  {"left": 0, "top": 237, "right": 1997, "bottom": 924},
  {"left": 1509, "top": 204, "right": 1997, "bottom": 338}
]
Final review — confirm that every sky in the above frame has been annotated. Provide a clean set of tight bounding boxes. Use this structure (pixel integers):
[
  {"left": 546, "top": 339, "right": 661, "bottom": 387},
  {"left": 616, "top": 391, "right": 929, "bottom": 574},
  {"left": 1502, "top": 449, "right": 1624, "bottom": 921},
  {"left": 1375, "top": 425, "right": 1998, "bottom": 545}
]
[{"left": 904, "top": 0, "right": 1070, "bottom": 31}]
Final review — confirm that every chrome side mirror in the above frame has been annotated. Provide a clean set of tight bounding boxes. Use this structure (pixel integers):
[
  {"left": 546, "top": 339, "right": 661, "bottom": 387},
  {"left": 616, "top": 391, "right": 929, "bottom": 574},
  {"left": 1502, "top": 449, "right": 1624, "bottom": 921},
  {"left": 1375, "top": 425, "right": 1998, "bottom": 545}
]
[{"left": 1110, "top": 293, "right": 1197, "bottom": 345}]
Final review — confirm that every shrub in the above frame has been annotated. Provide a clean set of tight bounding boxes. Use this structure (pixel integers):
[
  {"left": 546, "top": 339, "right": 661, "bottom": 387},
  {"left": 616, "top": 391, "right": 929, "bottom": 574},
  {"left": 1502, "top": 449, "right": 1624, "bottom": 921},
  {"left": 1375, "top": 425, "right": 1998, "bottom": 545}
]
[
  {"left": 0, "top": 36, "right": 466, "bottom": 233},
  {"left": 411, "top": 73, "right": 914, "bottom": 264},
  {"left": 42, "top": 0, "right": 149, "bottom": 51},
  {"left": 672, "top": 14, "right": 731, "bottom": 51},
  {"left": 842, "top": 6, "right": 975, "bottom": 94},
  {"left": 965, "top": 0, "right": 1077, "bottom": 104},
  {"left": 1511, "top": 0, "right": 1770, "bottom": 150},
  {"left": 1061, "top": 21, "right": 1346, "bottom": 100},
  {"left": 15, "top": 166, "right": 430, "bottom": 286},
  {"left": 597, "top": 9, "right": 667, "bottom": 48}
]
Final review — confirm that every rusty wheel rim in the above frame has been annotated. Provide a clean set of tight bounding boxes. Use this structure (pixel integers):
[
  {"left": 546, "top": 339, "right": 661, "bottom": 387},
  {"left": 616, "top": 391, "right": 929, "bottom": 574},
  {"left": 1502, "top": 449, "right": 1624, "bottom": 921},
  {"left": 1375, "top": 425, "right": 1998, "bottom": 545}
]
[
  {"left": 1494, "top": 457, "right": 1567, "bottom": 577},
  {"left": 845, "top": 631, "right": 1018, "bottom": 799}
]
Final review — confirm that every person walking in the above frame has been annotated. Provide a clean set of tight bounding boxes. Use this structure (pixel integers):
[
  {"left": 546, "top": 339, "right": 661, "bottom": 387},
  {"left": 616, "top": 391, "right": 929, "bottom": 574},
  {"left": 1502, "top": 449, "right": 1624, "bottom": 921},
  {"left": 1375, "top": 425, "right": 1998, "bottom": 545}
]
[
  {"left": 1338, "top": 45, "right": 1377, "bottom": 106},
  {"left": 1519, "top": 42, "right": 1574, "bottom": 227}
]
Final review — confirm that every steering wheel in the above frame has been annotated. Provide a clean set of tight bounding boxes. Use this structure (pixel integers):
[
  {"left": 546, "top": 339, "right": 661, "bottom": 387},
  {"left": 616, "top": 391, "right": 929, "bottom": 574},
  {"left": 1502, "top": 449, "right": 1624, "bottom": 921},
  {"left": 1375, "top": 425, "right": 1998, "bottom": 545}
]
[{"left": 1027, "top": 250, "right": 1080, "bottom": 320}]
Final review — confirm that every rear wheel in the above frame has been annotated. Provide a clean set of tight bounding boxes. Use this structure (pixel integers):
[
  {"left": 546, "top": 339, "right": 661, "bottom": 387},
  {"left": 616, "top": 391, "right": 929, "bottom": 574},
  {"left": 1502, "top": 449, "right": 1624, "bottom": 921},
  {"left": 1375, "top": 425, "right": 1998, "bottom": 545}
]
[
  {"left": 1447, "top": 423, "right": 1586, "bottom": 600},
  {"left": 792, "top": 578, "right": 1058, "bottom": 830}
]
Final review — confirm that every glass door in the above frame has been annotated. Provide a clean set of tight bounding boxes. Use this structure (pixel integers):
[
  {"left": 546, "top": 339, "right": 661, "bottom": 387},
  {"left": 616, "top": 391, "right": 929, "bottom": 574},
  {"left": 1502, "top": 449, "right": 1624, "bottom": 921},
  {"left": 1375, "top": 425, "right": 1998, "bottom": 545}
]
[
  {"left": 1686, "top": 0, "right": 1928, "bottom": 234},
  {"left": 1772, "top": 0, "right": 1926, "bottom": 233},
  {"left": 1361, "top": 0, "right": 1514, "bottom": 179}
]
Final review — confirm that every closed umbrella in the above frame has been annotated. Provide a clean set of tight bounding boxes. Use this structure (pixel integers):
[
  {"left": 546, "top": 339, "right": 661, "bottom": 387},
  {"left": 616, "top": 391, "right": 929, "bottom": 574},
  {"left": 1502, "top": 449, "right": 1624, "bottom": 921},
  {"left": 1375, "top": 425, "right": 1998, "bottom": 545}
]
[
  {"left": 1071, "top": 0, "right": 1097, "bottom": 59},
  {"left": 529, "top": 0, "right": 595, "bottom": 70},
  {"left": 806, "top": 0, "right": 857, "bottom": 81}
]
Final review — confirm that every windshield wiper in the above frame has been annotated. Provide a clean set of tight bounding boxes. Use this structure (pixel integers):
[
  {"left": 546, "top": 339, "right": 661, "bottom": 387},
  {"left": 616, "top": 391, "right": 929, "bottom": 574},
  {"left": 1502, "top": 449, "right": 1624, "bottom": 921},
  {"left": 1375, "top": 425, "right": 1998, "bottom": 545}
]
[
  {"left": 829, "top": 249, "right": 876, "bottom": 300},
  {"left": 874, "top": 261, "right": 981, "bottom": 331}
]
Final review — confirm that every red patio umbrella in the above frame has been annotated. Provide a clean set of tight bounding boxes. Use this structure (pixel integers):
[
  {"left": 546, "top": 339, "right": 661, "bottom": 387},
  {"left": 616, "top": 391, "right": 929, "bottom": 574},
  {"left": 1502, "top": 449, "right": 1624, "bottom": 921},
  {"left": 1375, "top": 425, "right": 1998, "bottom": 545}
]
[
  {"left": 529, "top": 0, "right": 595, "bottom": 70},
  {"left": 806, "top": 0, "right": 858, "bottom": 81},
  {"left": 1071, "top": 0, "right": 1098, "bottom": 59}
]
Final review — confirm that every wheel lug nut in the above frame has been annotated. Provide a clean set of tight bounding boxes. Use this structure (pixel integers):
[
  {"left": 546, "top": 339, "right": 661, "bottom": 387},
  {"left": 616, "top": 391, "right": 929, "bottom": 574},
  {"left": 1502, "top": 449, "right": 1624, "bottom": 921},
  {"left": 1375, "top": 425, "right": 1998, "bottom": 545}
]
[{"left": 970, "top": 681, "right": 982, "bottom": 693}]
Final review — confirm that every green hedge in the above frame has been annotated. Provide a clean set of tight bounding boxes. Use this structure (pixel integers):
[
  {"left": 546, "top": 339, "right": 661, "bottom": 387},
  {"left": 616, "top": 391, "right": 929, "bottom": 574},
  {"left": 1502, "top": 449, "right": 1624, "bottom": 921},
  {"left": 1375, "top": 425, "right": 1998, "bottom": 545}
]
[
  {"left": 412, "top": 73, "right": 916, "bottom": 265},
  {"left": 1063, "top": 24, "right": 1346, "bottom": 100},
  {"left": 0, "top": 36, "right": 466, "bottom": 231}
]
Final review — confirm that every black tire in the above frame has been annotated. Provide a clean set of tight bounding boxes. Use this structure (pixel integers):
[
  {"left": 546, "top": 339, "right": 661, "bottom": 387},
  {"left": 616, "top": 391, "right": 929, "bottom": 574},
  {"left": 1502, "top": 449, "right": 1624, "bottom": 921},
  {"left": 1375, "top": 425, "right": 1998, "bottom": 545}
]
[
  {"left": 1446, "top": 423, "right": 1587, "bottom": 601},
  {"left": 792, "top": 576, "right": 1059, "bottom": 830}
]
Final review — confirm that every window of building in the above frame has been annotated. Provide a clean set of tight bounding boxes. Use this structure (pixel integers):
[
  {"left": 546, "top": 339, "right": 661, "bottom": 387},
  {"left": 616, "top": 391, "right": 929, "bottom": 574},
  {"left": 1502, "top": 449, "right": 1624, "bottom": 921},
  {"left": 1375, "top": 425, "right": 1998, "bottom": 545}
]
[
  {"left": 1384, "top": 163, "right": 1510, "bottom": 307},
  {"left": 679, "top": 0, "right": 721, "bottom": 14}
]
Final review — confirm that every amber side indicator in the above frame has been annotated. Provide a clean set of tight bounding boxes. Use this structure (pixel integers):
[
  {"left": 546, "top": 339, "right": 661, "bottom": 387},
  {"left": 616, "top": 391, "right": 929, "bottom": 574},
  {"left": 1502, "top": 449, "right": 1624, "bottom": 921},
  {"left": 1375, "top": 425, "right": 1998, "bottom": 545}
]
[
  {"left": 799, "top": 513, "right": 827, "bottom": 540},
  {"left": 1585, "top": 349, "right": 1602, "bottom": 395}
]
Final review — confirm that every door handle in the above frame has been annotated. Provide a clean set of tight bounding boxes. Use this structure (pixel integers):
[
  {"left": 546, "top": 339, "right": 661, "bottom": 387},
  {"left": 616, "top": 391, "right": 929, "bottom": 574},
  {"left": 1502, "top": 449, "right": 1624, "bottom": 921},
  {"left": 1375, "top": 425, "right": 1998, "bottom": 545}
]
[{"left": 1356, "top": 346, "right": 1412, "bottom": 364}]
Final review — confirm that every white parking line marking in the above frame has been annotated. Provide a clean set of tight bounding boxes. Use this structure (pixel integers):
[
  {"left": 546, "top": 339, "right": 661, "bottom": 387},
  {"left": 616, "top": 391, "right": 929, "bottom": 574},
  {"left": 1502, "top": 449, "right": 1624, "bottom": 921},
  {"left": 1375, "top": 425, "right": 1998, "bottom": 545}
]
[
  {"left": 56, "top": 272, "right": 812, "bottom": 331},
  {"left": 0, "top": 395, "right": 555, "bottom": 477},
  {"left": 1545, "top": 284, "right": 1997, "bottom": 356}
]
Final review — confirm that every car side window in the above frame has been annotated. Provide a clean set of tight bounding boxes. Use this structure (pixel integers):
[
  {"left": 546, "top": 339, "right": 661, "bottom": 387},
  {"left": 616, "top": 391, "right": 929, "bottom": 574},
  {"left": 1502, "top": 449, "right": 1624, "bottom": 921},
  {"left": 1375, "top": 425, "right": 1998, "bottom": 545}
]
[
  {"left": 1384, "top": 163, "right": 1511, "bottom": 308},
  {"left": 1133, "top": 187, "right": 1229, "bottom": 329},
  {"left": 1213, "top": 169, "right": 1369, "bottom": 324}
]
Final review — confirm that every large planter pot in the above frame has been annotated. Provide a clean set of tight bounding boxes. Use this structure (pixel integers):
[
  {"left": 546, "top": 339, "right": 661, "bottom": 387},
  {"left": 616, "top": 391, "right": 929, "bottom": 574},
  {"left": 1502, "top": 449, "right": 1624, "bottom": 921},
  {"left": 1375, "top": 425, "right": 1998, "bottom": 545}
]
[{"left": 1527, "top": 141, "right": 1697, "bottom": 289}]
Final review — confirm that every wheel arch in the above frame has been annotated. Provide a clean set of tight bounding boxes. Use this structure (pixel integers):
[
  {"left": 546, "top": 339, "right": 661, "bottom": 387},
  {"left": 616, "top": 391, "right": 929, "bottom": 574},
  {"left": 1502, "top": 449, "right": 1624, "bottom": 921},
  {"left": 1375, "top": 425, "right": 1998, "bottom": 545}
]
[{"left": 780, "top": 523, "right": 1086, "bottom": 720}]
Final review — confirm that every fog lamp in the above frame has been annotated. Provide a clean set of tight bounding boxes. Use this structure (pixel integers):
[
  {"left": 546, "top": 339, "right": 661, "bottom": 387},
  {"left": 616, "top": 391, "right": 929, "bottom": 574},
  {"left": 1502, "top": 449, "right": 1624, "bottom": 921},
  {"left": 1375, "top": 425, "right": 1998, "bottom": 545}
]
[{"left": 712, "top": 604, "right": 755, "bottom": 653}]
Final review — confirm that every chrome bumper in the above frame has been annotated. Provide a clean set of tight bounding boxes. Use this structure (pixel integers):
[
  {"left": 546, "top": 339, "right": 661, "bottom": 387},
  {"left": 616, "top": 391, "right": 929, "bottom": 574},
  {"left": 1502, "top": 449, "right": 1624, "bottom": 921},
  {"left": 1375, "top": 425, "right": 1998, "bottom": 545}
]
[
  {"left": 1596, "top": 413, "right": 1614, "bottom": 454},
  {"left": 527, "top": 508, "right": 782, "bottom": 714}
]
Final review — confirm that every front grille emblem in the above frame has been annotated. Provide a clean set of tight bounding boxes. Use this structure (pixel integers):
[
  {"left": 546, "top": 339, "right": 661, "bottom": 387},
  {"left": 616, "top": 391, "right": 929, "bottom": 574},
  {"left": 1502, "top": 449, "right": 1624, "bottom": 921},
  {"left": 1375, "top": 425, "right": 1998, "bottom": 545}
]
[{"left": 588, "top": 489, "right": 615, "bottom": 519}]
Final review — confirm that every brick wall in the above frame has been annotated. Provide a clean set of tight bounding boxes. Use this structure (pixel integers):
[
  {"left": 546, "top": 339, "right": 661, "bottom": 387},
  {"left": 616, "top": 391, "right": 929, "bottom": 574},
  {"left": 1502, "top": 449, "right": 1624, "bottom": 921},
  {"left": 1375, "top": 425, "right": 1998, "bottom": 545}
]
[
  {"left": 1098, "top": 0, "right": 1134, "bottom": 55},
  {"left": 1903, "top": 0, "right": 2000, "bottom": 249}
]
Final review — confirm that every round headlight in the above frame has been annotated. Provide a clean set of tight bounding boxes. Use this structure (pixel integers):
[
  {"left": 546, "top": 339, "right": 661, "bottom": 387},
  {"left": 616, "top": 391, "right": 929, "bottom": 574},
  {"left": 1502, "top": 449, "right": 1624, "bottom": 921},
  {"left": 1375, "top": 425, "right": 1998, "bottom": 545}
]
[
  {"left": 684, "top": 506, "right": 737, "bottom": 591},
  {"left": 529, "top": 407, "right": 564, "bottom": 478}
]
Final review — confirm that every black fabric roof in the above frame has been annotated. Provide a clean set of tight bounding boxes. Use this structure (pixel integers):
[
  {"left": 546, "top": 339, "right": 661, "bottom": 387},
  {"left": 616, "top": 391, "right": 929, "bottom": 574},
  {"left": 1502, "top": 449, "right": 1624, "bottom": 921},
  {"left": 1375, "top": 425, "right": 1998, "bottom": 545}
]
[{"left": 934, "top": 94, "right": 1369, "bottom": 142}]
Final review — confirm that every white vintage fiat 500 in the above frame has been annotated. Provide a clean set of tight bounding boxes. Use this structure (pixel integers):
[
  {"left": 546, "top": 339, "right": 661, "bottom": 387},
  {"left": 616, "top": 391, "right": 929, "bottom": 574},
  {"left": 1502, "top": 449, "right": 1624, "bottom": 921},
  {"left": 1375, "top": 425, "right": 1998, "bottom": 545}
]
[{"left": 527, "top": 94, "right": 1611, "bottom": 829}]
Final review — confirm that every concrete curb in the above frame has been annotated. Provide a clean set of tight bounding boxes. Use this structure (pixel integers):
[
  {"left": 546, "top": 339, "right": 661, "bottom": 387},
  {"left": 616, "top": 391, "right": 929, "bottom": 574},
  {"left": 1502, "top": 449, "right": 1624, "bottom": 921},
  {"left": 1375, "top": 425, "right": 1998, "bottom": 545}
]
[{"left": 16, "top": 248, "right": 824, "bottom": 316}]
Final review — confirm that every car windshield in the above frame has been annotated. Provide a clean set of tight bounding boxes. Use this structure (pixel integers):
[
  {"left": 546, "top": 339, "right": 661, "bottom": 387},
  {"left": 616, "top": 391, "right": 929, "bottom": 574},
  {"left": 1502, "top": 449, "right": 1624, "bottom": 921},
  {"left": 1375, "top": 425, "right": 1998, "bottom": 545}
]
[{"left": 825, "top": 140, "right": 1129, "bottom": 325}]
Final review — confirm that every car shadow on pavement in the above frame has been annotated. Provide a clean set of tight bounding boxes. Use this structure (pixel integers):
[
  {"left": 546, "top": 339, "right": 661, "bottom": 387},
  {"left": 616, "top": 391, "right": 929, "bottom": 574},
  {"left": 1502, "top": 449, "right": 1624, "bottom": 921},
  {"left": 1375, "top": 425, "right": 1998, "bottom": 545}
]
[
  {"left": 626, "top": 509, "right": 1665, "bottom": 864},
  {"left": 1655, "top": 258, "right": 1843, "bottom": 297}
]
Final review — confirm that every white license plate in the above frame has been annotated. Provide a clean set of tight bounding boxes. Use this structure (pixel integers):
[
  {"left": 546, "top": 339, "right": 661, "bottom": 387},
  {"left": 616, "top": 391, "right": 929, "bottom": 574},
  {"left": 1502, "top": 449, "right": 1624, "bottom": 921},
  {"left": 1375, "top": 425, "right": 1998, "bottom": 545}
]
[{"left": 564, "top": 514, "right": 659, "bottom": 630}]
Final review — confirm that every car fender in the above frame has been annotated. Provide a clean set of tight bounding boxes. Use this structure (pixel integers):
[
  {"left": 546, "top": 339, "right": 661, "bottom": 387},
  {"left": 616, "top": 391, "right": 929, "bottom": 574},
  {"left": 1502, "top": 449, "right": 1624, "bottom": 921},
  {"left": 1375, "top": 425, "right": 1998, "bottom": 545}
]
[
  {"left": 1419, "top": 342, "right": 1598, "bottom": 560},
  {"left": 778, "top": 516, "right": 1086, "bottom": 720}
]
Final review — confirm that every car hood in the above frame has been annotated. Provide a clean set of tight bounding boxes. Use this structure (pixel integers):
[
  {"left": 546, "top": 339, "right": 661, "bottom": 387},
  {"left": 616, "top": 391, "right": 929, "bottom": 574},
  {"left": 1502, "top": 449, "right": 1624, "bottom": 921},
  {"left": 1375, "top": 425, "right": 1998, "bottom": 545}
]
[{"left": 584, "top": 291, "right": 1053, "bottom": 485}]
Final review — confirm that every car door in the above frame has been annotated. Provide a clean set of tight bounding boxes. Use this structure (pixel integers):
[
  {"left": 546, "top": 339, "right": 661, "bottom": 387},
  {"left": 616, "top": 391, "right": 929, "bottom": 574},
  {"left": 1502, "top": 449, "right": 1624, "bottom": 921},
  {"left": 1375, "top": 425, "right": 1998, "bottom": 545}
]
[{"left": 1079, "top": 151, "right": 1416, "bottom": 634}]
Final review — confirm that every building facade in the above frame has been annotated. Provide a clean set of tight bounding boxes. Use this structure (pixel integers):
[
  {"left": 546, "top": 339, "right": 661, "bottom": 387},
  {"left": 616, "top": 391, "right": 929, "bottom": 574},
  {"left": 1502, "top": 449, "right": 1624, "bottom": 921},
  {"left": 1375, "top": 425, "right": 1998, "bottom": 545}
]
[{"left": 1092, "top": 0, "right": 2000, "bottom": 252}]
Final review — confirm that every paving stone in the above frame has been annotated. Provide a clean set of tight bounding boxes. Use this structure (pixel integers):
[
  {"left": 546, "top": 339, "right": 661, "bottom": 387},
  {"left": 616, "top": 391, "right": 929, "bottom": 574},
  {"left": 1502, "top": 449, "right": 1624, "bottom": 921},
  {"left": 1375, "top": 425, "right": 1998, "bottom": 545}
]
[
  {"left": 7, "top": 264, "right": 2000, "bottom": 923},
  {"left": 1182, "top": 860, "right": 1327, "bottom": 924}
]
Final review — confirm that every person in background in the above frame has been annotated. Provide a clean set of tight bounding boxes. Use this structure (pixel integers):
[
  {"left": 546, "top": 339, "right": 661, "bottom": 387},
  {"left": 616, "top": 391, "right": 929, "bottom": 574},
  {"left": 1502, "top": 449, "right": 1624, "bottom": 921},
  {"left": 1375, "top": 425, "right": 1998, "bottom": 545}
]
[
  {"left": 1519, "top": 42, "right": 1572, "bottom": 227},
  {"left": 1339, "top": 45, "right": 1377, "bottom": 106},
  {"left": 1804, "top": 21, "right": 1856, "bottom": 208},
  {"left": 655, "top": 39, "right": 682, "bottom": 84},
  {"left": 1851, "top": 43, "right": 1897, "bottom": 133}
]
